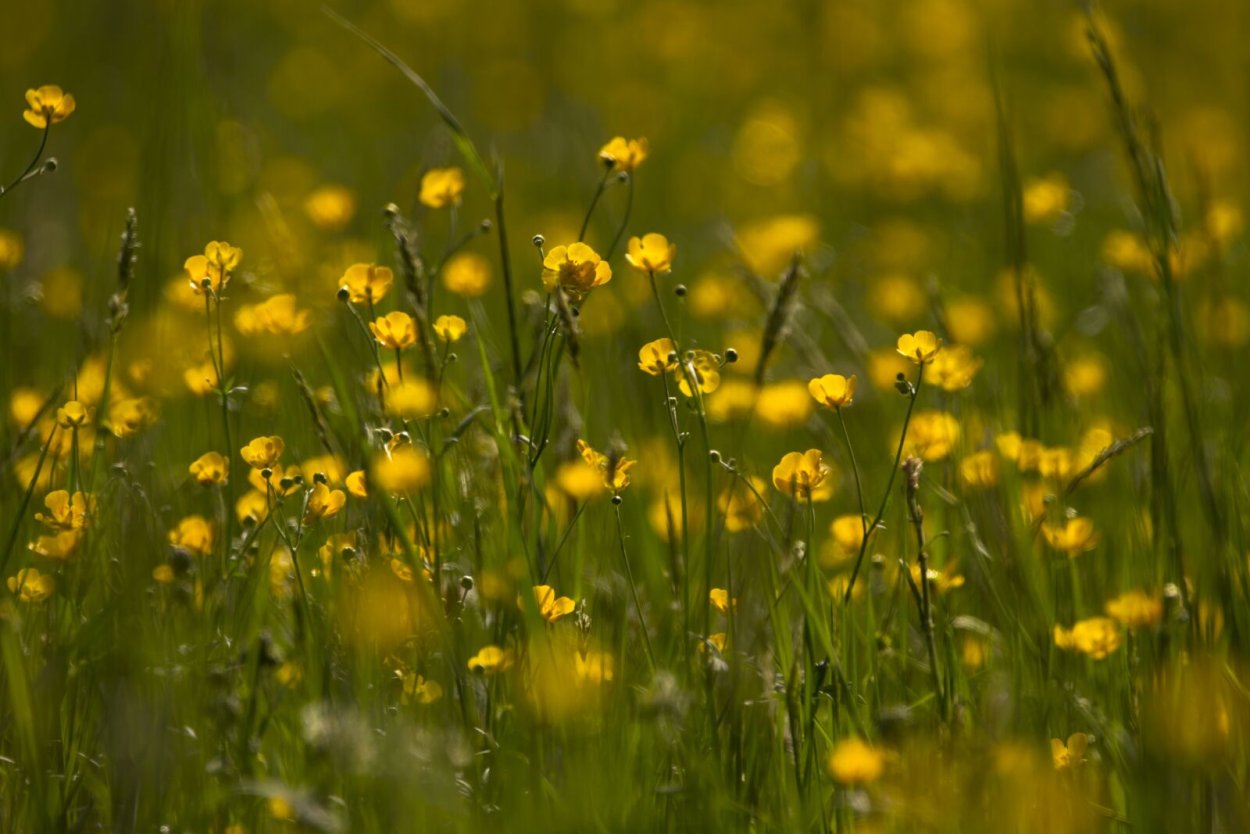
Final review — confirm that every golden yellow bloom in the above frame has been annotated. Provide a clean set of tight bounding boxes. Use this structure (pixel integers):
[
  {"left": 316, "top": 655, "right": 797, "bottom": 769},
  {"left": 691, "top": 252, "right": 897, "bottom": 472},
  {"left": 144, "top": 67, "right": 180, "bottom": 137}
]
[
  {"left": 346, "top": 470, "right": 368, "bottom": 499},
  {"left": 576, "top": 439, "right": 636, "bottom": 492},
  {"left": 531, "top": 584, "right": 576, "bottom": 623},
  {"left": 1053, "top": 617, "right": 1121, "bottom": 659},
  {"left": 808, "top": 373, "right": 856, "bottom": 409},
  {"left": 108, "top": 397, "right": 158, "bottom": 438},
  {"left": 419, "top": 166, "right": 465, "bottom": 209},
  {"left": 8, "top": 567, "right": 54, "bottom": 602},
  {"left": 185, "top": 240, "right": 242, "bottom": 295},
  {"left": 958, "top": 450, "right": 999, "bottom": 490},
  {"left": 234, "top": 294, "right": 311, "bottom": 337},
  {"left": 370, "top": 311, "right": 418, "bottom": 351},
  {"left": 827, "top": 515, "right": 865, "bottom": 564},
  {"left": 699, "top": 633, "right": 728, "bottom": 654},
  {"left": 55, "top": 400, "right": 90, "bottom": 429},
  {"left": 34, "top": 490, "right": 91, "bottom": 530},
  {"left": 541, "top": 242, "right": 612, "bottom": 300},
  {"left": 719, "top": 476, "right": 766, "bottom": 532},
  {"left": 927, "top": 345, "right": 982, "bottom": 392},
  {"left": 625, "top": 233, "right": 676, "bottom": 274},
  {"left": 675, "top": 350, "right": 721, "bottom": 397},
  {"left": 1042, "top": 516, "right": 1099, "bottom": 556},
  {"left": 304, "top": 482, "right": 346, "bottom": 522},
  {"left": 1051, "top": 733, "right": 1089, "bottom": 770},
  {"left": 168, "top": 515, "right": 214, "bottom": 557},
  {"left": 828, "top": 738, "right": 885, "bottom": 785},
  {"left": 28, "top": 529, "right": 82, "bottom": 560},
  {"left": 339, "top": 263, "right": 393, "bottom": 305},
  {"left": 303, "top": 184, "right": 356, "bottom": 231},
  {"left": 23, "top": 85, "right": 75, "bottom": 128},
  {"left": 772, "top": 449, "right": 832, "bottom": 501},
  {"left": 433, "top": 314, "right": 467, "bottom": 343},
  {"left": 754, "top": 381, "right": 813, "bottom": 429},
  {"left": 241, "top": 436, "right": 285, "bottom": 470},
  {"left": 386, "top": 379, "right": 438, "bottom": 420},
  {"left": 372, "top": 447, "right": 431, "bottom": 493},
  {"left": 598, "top": 136, "right": 648, "bottom": 172},
  {"left": 709, "top": 588, "right": 736, "bottom": 615},
  {"left": 901, "top": 411, "right": 960, "bottom": 461},
  {"left": 896, "top": 330, "right": 942, "bottom": 365},
  {"left": 467, "top": 645, "right": 514, "bottom": 674},
  {"left": 442, "top": 252, "right": 492, "bottom": 298},
  {"left": 189, "top": 451, "right": 229, "bottom": 486},
  {"left": 638, "top": 338, "right": 678, "bottom": 376},
  {"left": 1105, "top": 589, "right": 1163, "bottom": 629},
  {"left": 235, "top": 490, "right": 269, "bottom": 524}
]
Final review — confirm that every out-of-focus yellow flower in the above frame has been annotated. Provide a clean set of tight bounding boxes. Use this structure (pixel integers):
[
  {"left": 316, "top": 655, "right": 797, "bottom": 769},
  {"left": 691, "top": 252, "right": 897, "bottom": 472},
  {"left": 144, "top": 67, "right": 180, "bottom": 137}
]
[
  {"left": 234, "top": 294, "right": 311, "bottom": 336},
  {"left": 901, "top": 411, "right": 960, "bottom": 461},
  {"left": 433, "top": 314, "right": 467, "bottom": 343},
  {"left": 896, "top": 330, "right": 942, "bottom": 365},
  {"left": 944, "top": 297, "right": 997, "bottom": 346},
  {"left": 442, "top": 252, "right": 492, "bottom": 298},
  {"left": 1105, "top": 590, "right": 1162, "bottom": 629},
  {"left": 1064, "top": 355, "right": 1107, "bottom": 398},
  {"left": 108, "top": 397, "right": 158, "bottom": 438},
  {"left": 736, "top": 214, "right": 820, "bottom": 278},
  {"left": 34, "top": 490, "right": 91, "bottom": 530},
  {"left": 28, "top": 530, "right": 82, "bottom": 560},
  {"left": 346, "top": 470, "right": 368, "bottom": 499},
  {"left": 236, "top": 490, "right": 269, "bottom": 525},
  {"left": 56, "top": 400, "right": 90, "bottom": 429},
  {"left": 10, "top": 388, "right": 44, "bottom": 426},
  {"left": 828, "top": 738, "right": 885, "bottom": 785},
  {"left": 699, "top": 633, "right": 728, "bottom": 654},
  {"left": 23, "top": 85, "right": 75, "bottom": 128},
  {"left": 868, "top": 273, "right": 926, "bottom": 323},
  {"left": 419, "top": 167, "right": 465, "bottom": 209},
  {"left": 370, "top": 311, "right": 418, "bottom": 351},
  {"left": 1101, "top": 230, "right": 1153, "bottom": 274},
  {"left": 372, "top": 446, "right": 431, "bottom": 493},
  {"left": 1207, "top": 199, "right": 1242, "bottom": 245},
  {"left": 339, "top": 263, "right": 393, "bottom": 305},
  {"left": 541, "top": 242, "right": 612, "bottom": 300},
  {"left": 399, "top": 672, "right": 443, "bottom": 705},
  {"left": 772, "top": 449, "right": 833, "bottom": 502},
  {"left": 184, "top": 360, "right": 219, "bottom": 396},
  {"left": 1023, "top": 173, "right": 1070, "bottom": 225},
  {"left": 468, "top": 645, "right": 513, "bottom": 674},
  {"left": 709, "top": 588, "right": 736, "bottom": 615},
  {"left": 1051, "top": 733, "right": 1089, "bottom": 770},
  {"left": 1042, "top": 516, "right": 1099, "bottom": 556},
  {"left": 7, "top": 567, "right": 54, "bottom": 602},
  {"left": 718, "top": 476, "right": 766, "bottom": 533},
  {"left": 826, "top": 515, "right": 865, "bottom": 565},
  {"left": 38, "top": 266, "right": 83, "bottom": 319},
  {"left": 304, "top": 482, "right": 346, "bottom": 522},
  {"left": 531, "top": 584, "right": 576, "bottom": 623},
  {"left": 387, "top": 379, "right": 438, "bottom": 419},
  {"left": 0, "top": 229, "right": 24, "bottom": 271},
  {"left": 638, "top": 338, "right": 678, "bottom": 376},
  {"left": 910, "top": 562, "right": 965, "bottom": 594},
  {"left": 675, "top": 350, "right": 721, "bottom": 397},
  {"left": 927, "top": 345, "right": 981, "bottom": 392},
  {"left": 304, "top": 184, "right": 356, "bottom": 231},
  {"left": 809, "top": 373, "right": 856, "bottom": 409},
  {"left": 598, "top": 136, "right": 648, "bottom": 172},
  {"left": 755, "top": 380, "right": 813, "bottom": 428},
  {"left": 1053, "top": 617, "right": 1120, "bottom": 659},
  {"left": 168, "top": 515, "right": 214, "bottom": 557},
  {"left": 241, "top": 436, "right": 285, "bottom": 470},
  {"left": 189, "top": 451, "right": 229, "bottom": 486},
  {"left": 576, "top": 439, "right": 636, "bottom": 492},
  {"left": 625, "top": 233, "right": 676, "bottom": 274},
  {"left": 958, "top": 450, "right": 999, "bottom": 490}
]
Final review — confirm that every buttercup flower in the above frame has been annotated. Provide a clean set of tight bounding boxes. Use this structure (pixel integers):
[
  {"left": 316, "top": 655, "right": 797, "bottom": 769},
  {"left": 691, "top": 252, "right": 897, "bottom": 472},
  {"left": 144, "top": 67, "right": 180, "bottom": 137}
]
[
  {"left": 1051, "top": 733, "right": 1089, "bottom": 770},
  {"left": 1042, "top": 516, "right": 1100, "bottom": 556},
  {"left": 598, "top": 136, "right": 648, "bottom": 172},
  {"left": 541, "top": 243, "right": 612, "bottom": 300},
  {"left": 625, "top": 233, "right": 676, "bottom": 274},
  {"left": 241, "top": 436, "right": 285, "bottom": 470},
  {"left": 709, "top": 588, "right": 736, "bottom": 615},
  {"left": 339, "top": 263, "right": 393, "bottom": 305},
  {"left": 346, "top": 470, "right": 368, "bottom": 499},
  {"left": 189, "top": 451, "right": 229, "bottom": 486},
  {"left": 1105, "top": 589, "right": 1163, "bottom": 629},
  {"left": 185, "top": 240, "right": 242, "bottom": 295},
  {"left": 168, "top": 515, "right": 214, "bottom": 557},
  {"left": 35, "top": 490, "right": 91, "bottom": 530},
  {"left": 370, "top": 311, "right": 418, "bottom": 351},
  {"left": 433, "top": 314, "right": 467, "bottom": 343},
  {"left": 1053, "top": 617, "right": 1121, "bottom": 659},
  {"left": 468, "top": 645, "right": 514, "bottom": 674},
  {"left": 304, "top": 184, "right": 356, "bottom": 231},
  {"left": 531, "top": 585, "right": 576, "bottom": 623},
  {"left": 419, "top": 167, "right": 465, "bottom": 209},
  {"left": 234, "top": 294, "right": 311, "bottom": 337},
  {"left": 772, "top": 449, "right": 832, "bottom": 501},
  {"left": 928, "top": 344, "right": 982, "bottom": 392},
  {"left": 638, "top": 338, "right": 678, "bottom": 376},
  {"left": 576, "top": 439, "right": 636, "bottom": 492},
  {"left": 828, "top": 738, "right": 885, "bottom": 785},
  {"left": 896, "top": 330, "right": 943, "bottom": 365},
  {"left": 7, "top": 567, "right": 54, "bottom": 602},
  {"left": 23, "top": 85, "right": 75, "bottom": 128},
  {"left": 675, "top": 350, "right": 721, "bottom": 397},
  {"left": 304, "top": 482, "right": 346, "bottom": 522},
  {"left": 808, "top": 373, "right": 857, "bottom": 409}
]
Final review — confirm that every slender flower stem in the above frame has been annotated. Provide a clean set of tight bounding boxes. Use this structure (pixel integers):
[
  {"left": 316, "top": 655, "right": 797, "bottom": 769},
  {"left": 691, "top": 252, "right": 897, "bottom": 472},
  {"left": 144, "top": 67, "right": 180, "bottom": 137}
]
[
  {"left": 605, "top": 173, "right": 634, "bottom": 261},
  {"left": 578, "top": 168, "right": 613, "bottom": 242},
  {"left": 835, "top": 407, "right": 868, "bottom": 534},
  {"left": 614, "top": 501, "right": 656, "bottom": 672},
  {"left": 0, "top": 124, "right": 50, "bottom": 198}
]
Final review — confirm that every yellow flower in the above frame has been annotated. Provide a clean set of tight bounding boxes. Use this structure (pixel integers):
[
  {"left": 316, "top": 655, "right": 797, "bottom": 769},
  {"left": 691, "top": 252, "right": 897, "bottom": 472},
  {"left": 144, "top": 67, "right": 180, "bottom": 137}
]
[
  {"left": 23, "top": 85, "right": 75, "bottom": 128},
  {"left": 1051, "top": 733, "right": 1089, "bottom": 771},
  {"left": 901, "top": 410, "right": 960, "bottom": 461},
  {"left": 55, "top": 400, "right": 90, "bottom": 429},
  {"left": 467, "top": 645, "right": 514, "bottom": 674},
  {"left": 1023, "top": 173, "right": 1070, "bottom": 225},
  {"left": 638, "top": 338, "right": 678, "bottom": 376},
  {"left": 304, "top": 184, "right": 356, "bottom": 231},
  {"left": 541, "top": 242, "right": 612, "bottom": 300},
  {"left": 598, "top": 136, "right": 648, "bottom": 172},
  {"left": 699, "top": 633, "right": 728, "bottom": 654},
  {"left": 709, "top": 588, "right": 736, "bottom": 615},
  {"left": 236, "top": 490, "right": 269, "bottom": 524},
  {"left": 575, "top": 650, "right": 615, "bottom": 684},
  {"left": 346, "top": 470, "right": 368, "bottom": 499},
  {"left": 1105, "top": 589, "right": 1162, "bottom": 629},
  {"left": 241, "top": 436, "right": 285, "bottom": 470},
  {"left": 896, "top": 330, "right": 943, "bottom": 365},
  {"left": 531, "top": 584, "right": 576, "bottom": 623},
  {"left": 433, "top": 314, "right": 467, "bottom": 343},
  {"left": 185, "top": 240, "right": 242, "bottom": 296},
  {"left": 1053, "top": 617, "right": 1121, "bottom": 659},
  {"left": 372, "top": 447, "right": 431, "bottom": 493},
  {"left": 719, "top": 476, "right": 766, "bottom": 532},
  {"left": 576, "top": 439, "right": 636, "bottom": 492},
  {"left": 442, "top": 252, "right": 492, "bottom": 298},
  {"left": 827, "top": 515, "right": 865, "bottom": 564},
  {"left": 419, "top": 166, "right": 465, "bottom": 209},
  {"left": 189, "top": 451, "right": 229, "bottom": 486},
  {"left": 958, "top": 450, "right": 999, "bottom": 490},
  {"left": 0, "top": 229, "right": 24, "bottom": 271},
  {"left": 168, "top": 515, "right": 214, "bottom": 557},
  {"left": 28, "top": 530, "right": 82, "bottom": 560},
  {"left": 234, "top": 294, "right": 311, "bottom": 336},
  {"left": 675, "top": 350, "right": 721, "bottom": 397},
  {"left": 927, "top": 345, "right": 982, "bottom": 392},
  {"left": 7, "top": 568, "right": 54, "bottom": 602},
  {"left": 1042, "top": 516, "right": 1099, "bottom": 556},
  {"left": 808, "top": 373, "right": 856, "bottom": 409},
  {"left": 909, "top": 562, "right": 966, "bottom": 594},
  {"left": 108, "top": 397, "right": 158, "bottom": 438},
  {"left": 400, "top": 672, "right": 444, "bottom": 705},
  {"left": 387, "top": 379, "right": 439, "bottom": 419},
  {"left": 304, "top": 482, "right": 346, "bottom": 522},
  {"left": 828, "top": 738, "right": 885, "bottom": 785},
  {"left": 625, "top": 233, "right": 676, "bottom": 274},
  {"left": 370, "top": 311, "right": 418, "bottom": 351},
  {"left": 339, "top": 263, "right": 393, "bottom": 305},
  {"left": 772, "top": 449, "right": 833, "bottom": 502}
]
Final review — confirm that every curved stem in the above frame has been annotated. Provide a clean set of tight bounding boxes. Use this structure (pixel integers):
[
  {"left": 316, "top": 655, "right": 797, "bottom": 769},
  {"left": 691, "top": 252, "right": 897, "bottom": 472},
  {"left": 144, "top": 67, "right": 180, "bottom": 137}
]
[
  {"left": 577, "top": 168, "right": 613, "bottom": 242},
  {"left": 0, "top": 124, "right": 50, "bottom": 198}
]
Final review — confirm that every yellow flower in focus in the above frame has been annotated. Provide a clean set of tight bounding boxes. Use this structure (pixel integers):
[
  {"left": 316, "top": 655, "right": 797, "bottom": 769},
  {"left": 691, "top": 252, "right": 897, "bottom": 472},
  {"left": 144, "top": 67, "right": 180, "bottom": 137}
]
[
  {"left": 168, "top": 515, "right": 214, "bottom": 557},
  {"left": 55, "top": 400, "right": 90, "bottom": 429},
  {"left": 8, "top": 567, "right": 54, "bottom": 602},
  {"left": 442, "top": 252, "right": 492, "bottom": 298},
  {"left": 896, "top": 330, "right": 942, "bottom": 365},
  {"left": 772, "top": 449, "right": 832, "bottom": 502},
  {"left": 23, "top": 85, "right": 75, "bottom": 128},
  {"left": 1051, "top": 733, "right": 1089, "bottom": 771},
  {"left": 370, "top": 311, "right": 418, "bottom": 351},
  {"left": 467, "top": 645, "right": 514, "bottom": 674},
  {"left": 185, "top": 240, "right": 242, "bottom": 296},
  {"left": 625, "top": 233, "right": 676, "bottom": 274},
  {"left": 303, "top": 184, "right": 356, "bottom": 231},
  {"left": 346, "top": 470, "right": 368, "bottom": 499},
  {"left": 828, "top": 738, "right": 885, "bottom": 785},
  {"left": 808, "top": 373, "right": 856, "bottom": 409},
  {"left": 372, "top": 447, "right": 431, "bottom": 493},
  {"left": 927, "top": 344, "right": 982, "bottom": 392},
  {"left": 189, "top": 451, "right": 229, "bottom": 486},
  {"left": 1105, "top": 589, "right": 1162, "bottom": 629},
  {"left": 598, "top": 136, "right": 648, "bottom": 172},
  {"left": 241, "top": 436, "right": 285, "bottom": 470},
  {"left": 433, "top": 314, "right": 467, "bottom": 343},
  {"left": 576, "top": 439, "right": 636, "bottom": 492},
  {"left": 419, "top": 167, "right": 465, "bottom": 209},
  {"left": 675, "top": 350, "right": 721, "bottom": 397},
  {"left": 709, "top": 588, "right": 736, "bottom": 615},
  {"left": 339, "top": 263, "right": 393, "bottom": 305},
  {"left": 638, "top": 338, "right": 678, "bottom": 376},
  {"left": 1042, "top": 516, "right": 1099, "bottom": 556},
  {"left": 304, "top": 482, "right": 346, "bottom": 522},
  {"left": 531, "top": 584, "right": 576, "bottom": 623},
  {"left": 1053, "top": 617, "right": 1121, "bottom": 659},
  {"left": 541, "top": 242, "right": 612, "bottom": 300}
]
